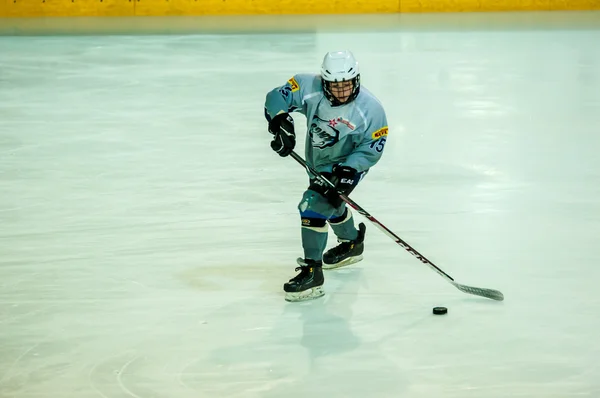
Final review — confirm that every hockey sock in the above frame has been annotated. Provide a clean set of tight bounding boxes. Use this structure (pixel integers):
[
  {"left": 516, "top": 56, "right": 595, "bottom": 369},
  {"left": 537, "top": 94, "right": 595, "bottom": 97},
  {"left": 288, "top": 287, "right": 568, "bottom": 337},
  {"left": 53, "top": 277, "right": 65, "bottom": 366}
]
[
  {"left": 329, "top": 208, "right": 358, "bottom": 241},
  {"left": 301, "top": 222, "right": 328, "bottom": 261}
]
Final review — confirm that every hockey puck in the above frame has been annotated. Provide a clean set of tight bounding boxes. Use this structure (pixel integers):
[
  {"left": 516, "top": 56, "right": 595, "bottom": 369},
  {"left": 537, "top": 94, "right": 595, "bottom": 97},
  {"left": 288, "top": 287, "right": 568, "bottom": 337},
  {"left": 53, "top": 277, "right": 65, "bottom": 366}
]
[{"left": 433, "top": 307, "right": 448, "bottom": 315}]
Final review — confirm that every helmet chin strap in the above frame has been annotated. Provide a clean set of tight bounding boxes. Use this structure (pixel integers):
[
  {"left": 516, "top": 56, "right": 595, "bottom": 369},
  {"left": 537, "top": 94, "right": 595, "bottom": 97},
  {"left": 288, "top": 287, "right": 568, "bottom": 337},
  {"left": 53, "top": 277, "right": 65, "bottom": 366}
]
[{"left": 322, "top": 76, "right": 361, "bottom": 106}]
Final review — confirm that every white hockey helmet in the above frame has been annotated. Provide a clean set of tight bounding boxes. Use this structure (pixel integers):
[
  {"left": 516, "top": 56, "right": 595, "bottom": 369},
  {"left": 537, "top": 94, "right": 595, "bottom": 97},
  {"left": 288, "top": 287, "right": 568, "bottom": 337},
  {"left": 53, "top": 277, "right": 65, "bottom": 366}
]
[{"left": 320, "top": 50, "right": 361, "bottom": 106}]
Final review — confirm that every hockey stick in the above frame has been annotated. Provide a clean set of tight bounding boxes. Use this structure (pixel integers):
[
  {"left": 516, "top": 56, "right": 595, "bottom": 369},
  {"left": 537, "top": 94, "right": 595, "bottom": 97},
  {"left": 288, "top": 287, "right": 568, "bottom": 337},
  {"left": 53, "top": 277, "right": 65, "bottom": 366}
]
[{"left": 289, "top": 150, "right": 504, "bottom": 301}]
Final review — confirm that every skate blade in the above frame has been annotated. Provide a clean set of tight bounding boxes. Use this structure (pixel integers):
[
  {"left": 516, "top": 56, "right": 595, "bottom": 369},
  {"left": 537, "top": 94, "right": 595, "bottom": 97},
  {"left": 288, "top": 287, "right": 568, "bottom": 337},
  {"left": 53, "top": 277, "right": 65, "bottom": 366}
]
[
  {"left": 284, "top": 286, "right": 325, "bottom": 302},
  {"left": 322, "top": 255, "right": 363, "bottom": 270}
]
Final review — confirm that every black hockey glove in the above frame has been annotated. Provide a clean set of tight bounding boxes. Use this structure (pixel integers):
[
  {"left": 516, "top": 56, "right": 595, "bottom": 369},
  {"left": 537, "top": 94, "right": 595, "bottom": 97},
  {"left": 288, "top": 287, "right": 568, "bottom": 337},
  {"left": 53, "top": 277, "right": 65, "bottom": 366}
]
[
  {"left": 309, "top": 164, "right": 358, "bottom": 208},
  {"left": 268, "top": 113, "right": 295, "bottom": 157},
  {"left": 331, "top": 164, "right": 358, "bottom": 194},
  {"left": 327, "top": 164, "right": 358, "bottom": 206}
]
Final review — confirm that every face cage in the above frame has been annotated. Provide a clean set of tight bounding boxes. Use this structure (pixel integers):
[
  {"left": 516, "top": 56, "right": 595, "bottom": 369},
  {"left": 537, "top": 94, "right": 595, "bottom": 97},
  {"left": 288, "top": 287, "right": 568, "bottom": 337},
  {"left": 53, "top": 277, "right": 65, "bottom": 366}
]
[{"left": 322, "top": 75, "right": 361, "bottom": 106}]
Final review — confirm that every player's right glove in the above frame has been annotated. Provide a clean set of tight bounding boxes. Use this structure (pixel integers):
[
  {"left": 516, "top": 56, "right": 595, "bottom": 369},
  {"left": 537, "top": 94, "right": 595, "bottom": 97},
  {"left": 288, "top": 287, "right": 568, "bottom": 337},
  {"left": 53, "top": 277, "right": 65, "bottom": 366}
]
[{"left": 268, "top": 113, "right": 295, "bottom": 157}]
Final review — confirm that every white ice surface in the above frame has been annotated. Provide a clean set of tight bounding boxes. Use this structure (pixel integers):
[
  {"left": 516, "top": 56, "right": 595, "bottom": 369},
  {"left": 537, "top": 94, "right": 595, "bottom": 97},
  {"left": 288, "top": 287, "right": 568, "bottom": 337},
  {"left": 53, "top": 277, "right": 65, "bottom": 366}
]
[{"left": 1, "top": 15, "right": 600, "bottom": 398}]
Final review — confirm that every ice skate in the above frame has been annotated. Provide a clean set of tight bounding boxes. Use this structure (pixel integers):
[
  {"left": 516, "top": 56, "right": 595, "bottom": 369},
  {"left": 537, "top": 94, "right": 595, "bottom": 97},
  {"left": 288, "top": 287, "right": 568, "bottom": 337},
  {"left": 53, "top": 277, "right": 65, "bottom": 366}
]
[
  {"left": 283, "top": 258, "right": 325, "bottom": 302},
  {"left": 322, "top": 222, "right": 366, "bottom": 269}
]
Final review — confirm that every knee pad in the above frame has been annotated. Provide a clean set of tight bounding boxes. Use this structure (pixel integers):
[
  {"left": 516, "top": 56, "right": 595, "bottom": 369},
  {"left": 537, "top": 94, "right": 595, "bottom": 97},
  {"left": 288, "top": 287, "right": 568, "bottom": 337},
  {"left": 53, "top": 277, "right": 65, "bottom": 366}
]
[
  {"left": 301, "top": 216, "right": 327, "bottom": 232},
  {"left": 329, "top": 208, "right": 351, "bottom": 225},
  {"left": 298, "top": 189, "right": 335, "bottom": 232}
]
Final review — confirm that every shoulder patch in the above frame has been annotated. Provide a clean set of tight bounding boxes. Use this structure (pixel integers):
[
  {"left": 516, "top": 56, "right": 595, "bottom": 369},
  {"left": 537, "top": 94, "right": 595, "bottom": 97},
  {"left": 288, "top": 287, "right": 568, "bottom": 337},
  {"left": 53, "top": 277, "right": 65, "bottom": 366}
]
[
  {"left": 372, "top": 127, "right": 388, "bottom": 140},
  {"left": 287, "top": 76, "right": 300, "bottom": 92}
]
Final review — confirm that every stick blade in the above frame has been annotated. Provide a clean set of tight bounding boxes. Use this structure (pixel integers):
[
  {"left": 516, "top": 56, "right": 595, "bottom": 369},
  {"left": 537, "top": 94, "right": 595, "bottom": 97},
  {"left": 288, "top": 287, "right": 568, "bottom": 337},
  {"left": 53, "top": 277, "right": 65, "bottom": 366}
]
[{"left": 453, "top": 282, "right": 504, "bottom": 301}]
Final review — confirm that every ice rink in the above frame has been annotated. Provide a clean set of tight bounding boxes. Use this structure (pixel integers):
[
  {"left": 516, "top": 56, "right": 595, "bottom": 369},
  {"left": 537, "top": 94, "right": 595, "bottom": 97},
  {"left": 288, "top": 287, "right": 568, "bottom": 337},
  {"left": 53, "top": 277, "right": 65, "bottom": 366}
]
[{"left": 1, "top": 11, "right": 600, "bottom": 398}]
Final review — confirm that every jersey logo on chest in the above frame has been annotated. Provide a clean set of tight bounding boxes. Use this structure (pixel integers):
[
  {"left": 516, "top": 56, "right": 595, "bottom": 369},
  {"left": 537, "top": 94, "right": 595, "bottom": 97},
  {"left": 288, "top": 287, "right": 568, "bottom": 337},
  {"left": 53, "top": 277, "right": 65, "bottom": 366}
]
[
  {"left": 309, "top": 115, "right": 356, "bottom": 149},
  {"left": 328, "top": 117, "right": 355, "bottom": 130}
]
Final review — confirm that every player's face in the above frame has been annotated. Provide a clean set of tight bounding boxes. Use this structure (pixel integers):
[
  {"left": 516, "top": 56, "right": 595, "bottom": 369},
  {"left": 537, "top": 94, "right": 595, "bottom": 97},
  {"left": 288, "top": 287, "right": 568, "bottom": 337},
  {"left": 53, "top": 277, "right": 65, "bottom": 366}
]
[{"left": 329, "top": 81, "right": 354, "bottom": 104}]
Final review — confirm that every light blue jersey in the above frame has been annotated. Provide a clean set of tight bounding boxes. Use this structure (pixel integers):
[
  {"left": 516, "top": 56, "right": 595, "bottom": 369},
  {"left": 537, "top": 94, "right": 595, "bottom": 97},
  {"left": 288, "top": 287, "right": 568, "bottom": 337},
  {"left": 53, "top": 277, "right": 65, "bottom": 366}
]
[{"left": 265, "top": 74, "right": 388, "bottom": 174}]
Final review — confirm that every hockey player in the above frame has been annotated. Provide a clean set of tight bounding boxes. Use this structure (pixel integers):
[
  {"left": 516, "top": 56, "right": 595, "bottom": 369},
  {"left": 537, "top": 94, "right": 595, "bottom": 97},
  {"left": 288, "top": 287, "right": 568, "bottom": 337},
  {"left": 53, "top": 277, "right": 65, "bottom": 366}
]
[{"left": 264, "top": 50, "right": 389, "bottom": 302}]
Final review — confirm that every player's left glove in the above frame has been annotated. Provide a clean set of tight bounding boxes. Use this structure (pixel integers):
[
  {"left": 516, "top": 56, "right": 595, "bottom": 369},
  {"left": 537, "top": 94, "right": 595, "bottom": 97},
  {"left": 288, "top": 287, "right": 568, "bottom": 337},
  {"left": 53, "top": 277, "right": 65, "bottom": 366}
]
[
  {"left": 324, "top": 164, "right": 358, "bottom": 207},
  {"left": 268, "top": 113, "right": 295, "bottom": 157},
  {"left": 331, "top": 164, "right": 358, "bottom": 193}
]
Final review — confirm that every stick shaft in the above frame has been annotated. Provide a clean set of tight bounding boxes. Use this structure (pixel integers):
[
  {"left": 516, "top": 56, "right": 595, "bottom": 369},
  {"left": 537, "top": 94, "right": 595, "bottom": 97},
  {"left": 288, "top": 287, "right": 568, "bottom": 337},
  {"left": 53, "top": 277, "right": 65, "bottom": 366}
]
[{"left": 289, "top": 150, "right": 504, "bottom": 301}]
